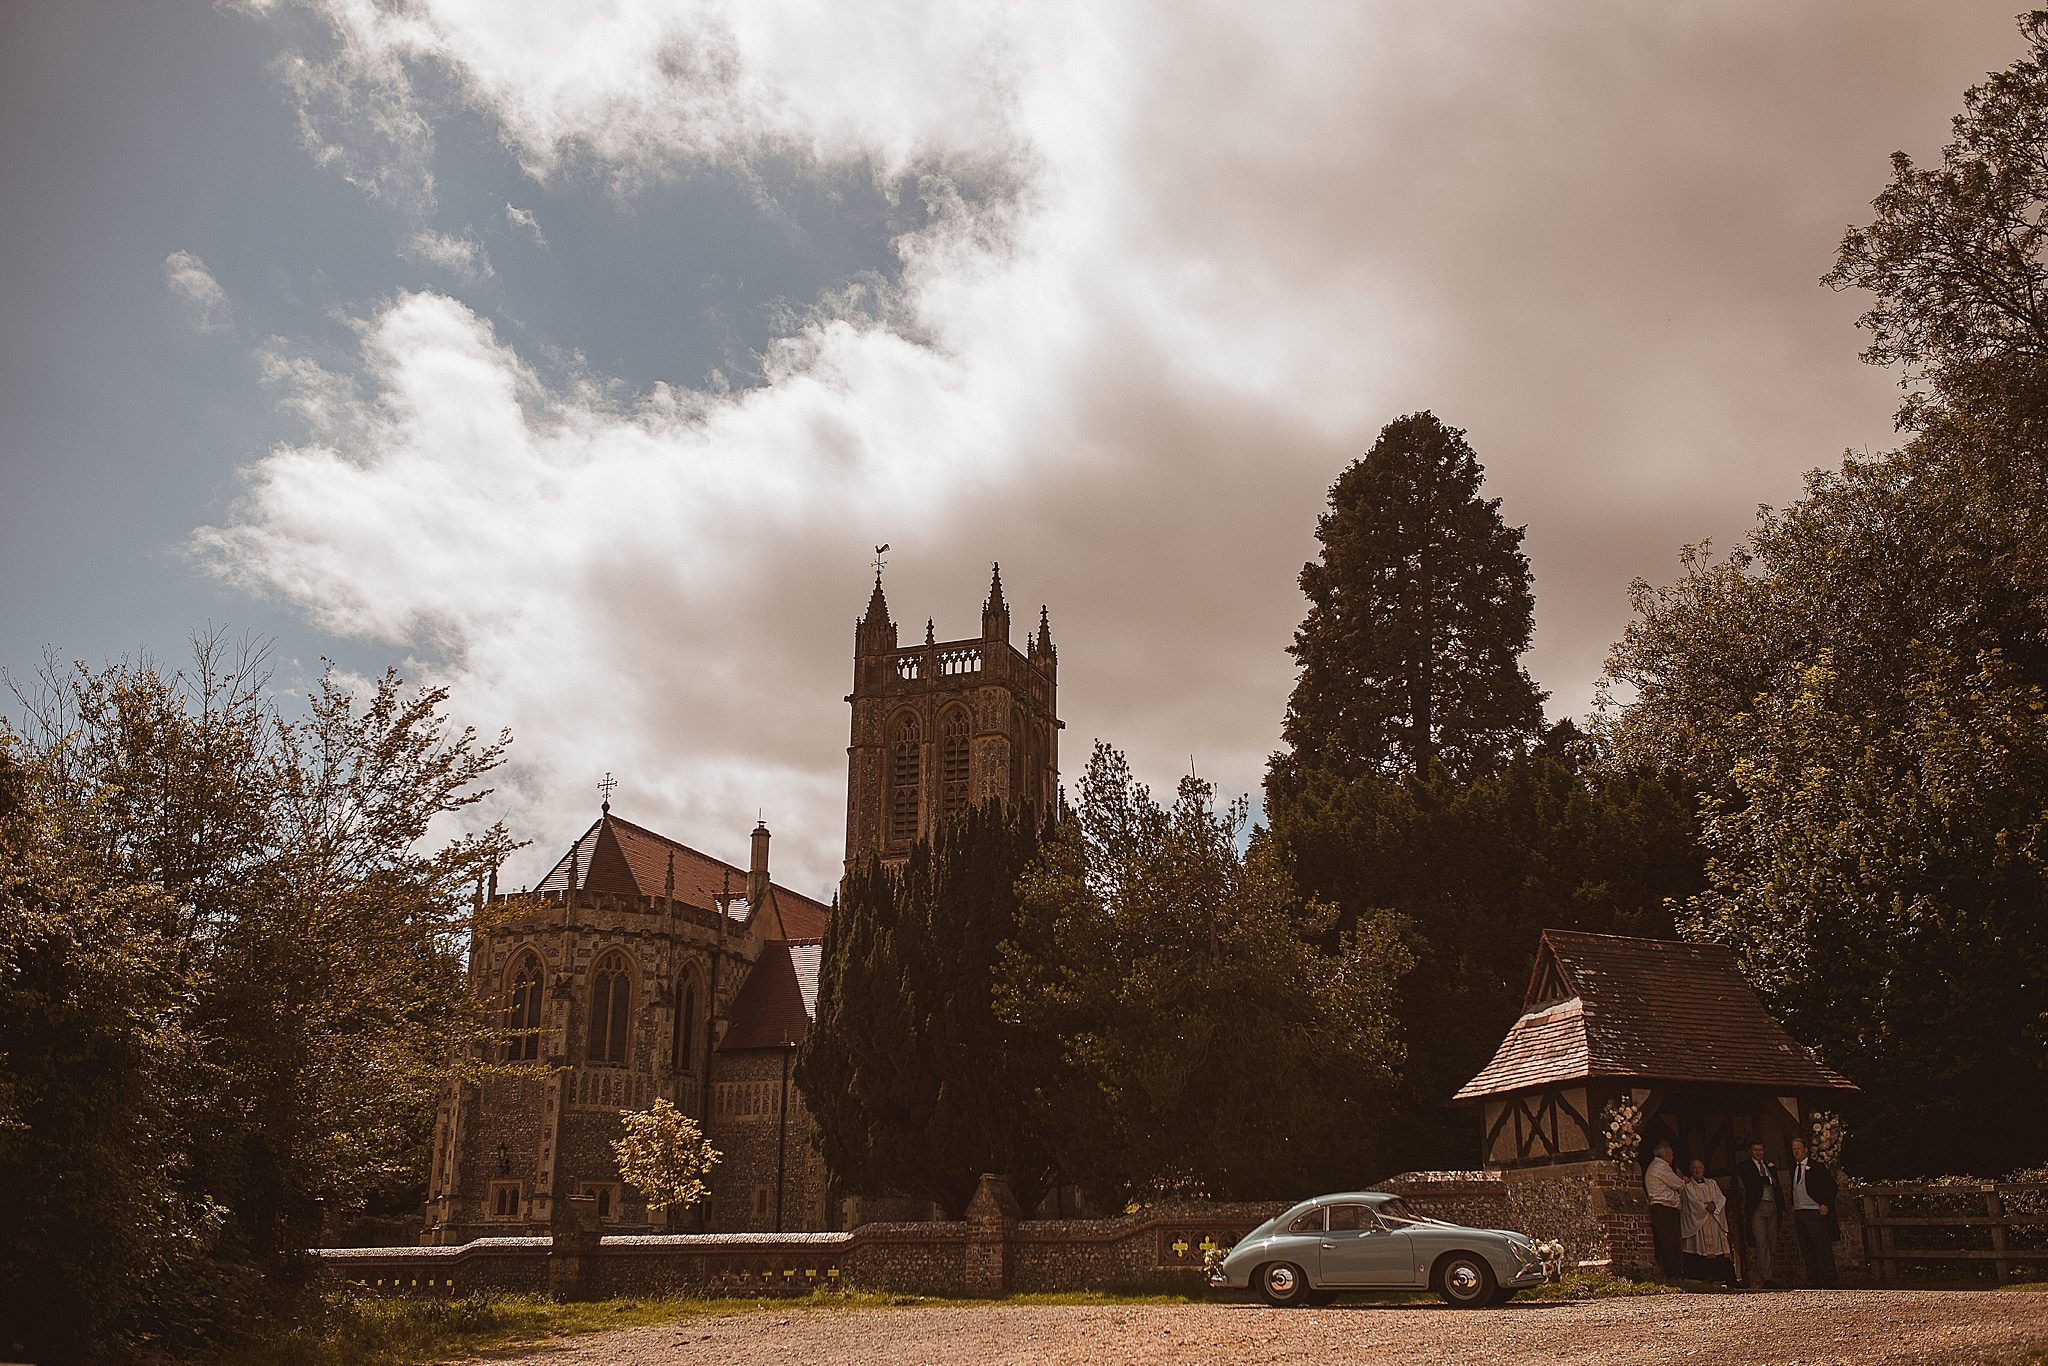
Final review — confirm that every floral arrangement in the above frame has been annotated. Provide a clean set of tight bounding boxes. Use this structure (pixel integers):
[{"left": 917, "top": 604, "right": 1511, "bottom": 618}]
[
  {"left": 1531, "top": 1237, "right": 1567, "bottom": 1279},
  {"left": 1599, "top": 1099, "right": 1645, "bottom": 1177},
  {"left": 1809, "top": 1110, "right": 1847, "bottom": 1170},
  {"left": 1203, "top": 1244, "right": 1229, "bottom": 1278}
]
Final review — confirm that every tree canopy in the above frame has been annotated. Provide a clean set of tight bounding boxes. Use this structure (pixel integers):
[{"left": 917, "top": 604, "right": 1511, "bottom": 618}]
[
  {"left": 1272, "top": 411, "right": 1545, "bottom": 790},
  {"left": 999, "top": 743, "right": 1410, "bottom": 1205},
  {"left": 1681, "top": 651, "right": 2048, "bottom": 1174},
  {"left": 1605, "top": 12, "right": 2048, "bottom": 1175},
  {"left": 0, "top": 636, "right": 513, "bottom": 1362},
  {"left": 613, "top": 1099, "right": 721, "bottom": 1214},
  {"left": 1824, "top": 10, "right": 2048, "bottom": 402},
  {"left": 795, "top": 800, "right": 1055, "bottom": 1218}
]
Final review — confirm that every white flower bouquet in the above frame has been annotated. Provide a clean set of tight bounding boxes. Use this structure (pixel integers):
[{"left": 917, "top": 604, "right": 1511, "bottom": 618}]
[{"left": 1600, "top": 1099, "right": 1645, "bottom": 1177}]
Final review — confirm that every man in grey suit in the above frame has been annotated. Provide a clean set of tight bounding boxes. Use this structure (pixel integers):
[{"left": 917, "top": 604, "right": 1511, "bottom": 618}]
[{"left": 1731, "top": 1138, "right": 1782, "bottom": 1286}]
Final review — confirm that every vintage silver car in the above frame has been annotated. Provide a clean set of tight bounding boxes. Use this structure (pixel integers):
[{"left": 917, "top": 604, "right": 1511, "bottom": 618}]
[{"left": 1207, "top": 1191, "right": 1550, "bottom": 1307}]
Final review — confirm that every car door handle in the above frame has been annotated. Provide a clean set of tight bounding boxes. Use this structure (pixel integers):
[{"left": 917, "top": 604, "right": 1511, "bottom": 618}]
[{"left": 1321, "top": 1242, "right": 1335, "bottom": 1249}]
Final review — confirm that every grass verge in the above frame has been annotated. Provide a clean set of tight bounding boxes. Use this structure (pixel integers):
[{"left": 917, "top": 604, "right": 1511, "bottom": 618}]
[{"left": 1517, "top": 1271, "right": 1685, "bottom": 1301}]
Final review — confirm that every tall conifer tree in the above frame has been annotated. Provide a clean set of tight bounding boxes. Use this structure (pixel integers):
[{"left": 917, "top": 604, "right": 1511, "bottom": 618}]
[
  {"left": 1272, "top": 411, "right": 1545, "bottom": 791},
  {"left": 1264, "top": 414, "right": 1701, "bottom": 1173}
]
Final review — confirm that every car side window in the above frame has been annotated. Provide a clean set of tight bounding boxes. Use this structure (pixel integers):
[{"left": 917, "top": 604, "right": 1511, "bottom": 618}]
[
  {"left": 1287, "top": 1208, "right": 1325, "bottom": 1234},
  {"left": 1327, "top": 1204, "right": 1377, "bottom": 1233}
]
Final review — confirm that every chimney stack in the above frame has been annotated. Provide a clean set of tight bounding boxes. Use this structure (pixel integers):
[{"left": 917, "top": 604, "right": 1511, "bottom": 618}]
[{"left": 749, "top": 820, "right": 771, "bottom": 911}]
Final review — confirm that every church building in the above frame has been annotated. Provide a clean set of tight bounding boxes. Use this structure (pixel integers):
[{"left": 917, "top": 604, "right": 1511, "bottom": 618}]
[{"left": 421, "top": 564, "right": 1060, "bottom": 1241}]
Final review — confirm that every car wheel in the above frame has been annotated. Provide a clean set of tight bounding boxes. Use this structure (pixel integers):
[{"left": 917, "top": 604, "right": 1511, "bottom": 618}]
[
  {"left": 1259, "top": 1261, "right": 1310, "bottom": 1307},
  {"left": 1435, "top": 1254, "right": 1497, "bottom": 1308}
]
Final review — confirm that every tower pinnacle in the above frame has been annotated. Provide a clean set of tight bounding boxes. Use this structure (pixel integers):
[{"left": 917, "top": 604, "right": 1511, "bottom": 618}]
[
  {"left": 857, "top": 553, "right": 898, "bottom": 655},
  {"left": 982, "top": 562, "right": 1010, "bottom": 642}
]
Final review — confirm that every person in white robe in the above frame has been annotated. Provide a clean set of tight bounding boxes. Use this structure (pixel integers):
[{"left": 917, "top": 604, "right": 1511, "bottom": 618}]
[{"left": 1680, "top": 1157, "right": 1739, "bottom": 1286}]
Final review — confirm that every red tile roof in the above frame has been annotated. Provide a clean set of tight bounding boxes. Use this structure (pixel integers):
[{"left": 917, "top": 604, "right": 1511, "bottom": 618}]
[
  {"left": 533, "top": 811, "right": 830, "bottom": 941},
  {"left": 718, "top": 939, "right": 823, "bottom": 1052},
  {"left": 1454, "top": 930, "right": 1856, "bottom": 1100}
]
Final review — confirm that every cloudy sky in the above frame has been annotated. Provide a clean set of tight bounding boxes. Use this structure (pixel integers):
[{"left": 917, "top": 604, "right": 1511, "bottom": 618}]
[{"left": 0, "top": 2, "right": 2026, "bottom": 897}]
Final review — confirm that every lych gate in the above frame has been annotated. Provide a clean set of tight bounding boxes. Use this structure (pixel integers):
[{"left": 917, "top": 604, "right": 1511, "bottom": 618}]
[{"left": 1455, "top": 930, "right": 1858, "bottom": 1177}]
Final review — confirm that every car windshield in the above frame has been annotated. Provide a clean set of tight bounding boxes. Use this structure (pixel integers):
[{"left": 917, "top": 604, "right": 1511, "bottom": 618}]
[{"left": 1375, "top": 1198, "right": 1432, "bottom": 1229}]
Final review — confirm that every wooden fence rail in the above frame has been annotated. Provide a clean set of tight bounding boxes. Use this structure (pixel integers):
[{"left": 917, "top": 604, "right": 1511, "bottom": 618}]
[{"left": 1855, "top": 1182, "right": 2048, "bottom": 1283}]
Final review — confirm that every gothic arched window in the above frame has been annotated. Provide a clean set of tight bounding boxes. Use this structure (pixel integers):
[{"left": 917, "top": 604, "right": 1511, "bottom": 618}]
[
  {"left": 503, "top": 952, "right": 544, "bottom": 1063},
  {"left": 672, "top": 974, "right": 701, "bottom": 1074},
  {"left": 939, "top": 707, "right": 971, "bottom": 820},
  {"left": 889, "top": 712, "right": 922, "bottom": 844},
  {"left": 588, "top": 955, "right": 631, "bottom": 1066}
]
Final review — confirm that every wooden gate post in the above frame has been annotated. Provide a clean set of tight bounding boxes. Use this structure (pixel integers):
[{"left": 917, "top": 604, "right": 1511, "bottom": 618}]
[{"left": 1986, "top": 1185, "right": 2010, "bottom": 1283}]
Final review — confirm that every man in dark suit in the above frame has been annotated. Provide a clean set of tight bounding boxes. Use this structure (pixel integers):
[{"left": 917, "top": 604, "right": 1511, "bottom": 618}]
[
  {"left": 1731, "top": 1138, "right": 1783, "bottom": 1287},
  {"left": 1788, "top": 1135, "right": 1839, "bottom": 1287}
]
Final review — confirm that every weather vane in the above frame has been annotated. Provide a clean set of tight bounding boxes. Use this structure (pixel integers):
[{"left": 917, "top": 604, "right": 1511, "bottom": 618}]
[
  {"left": 873, "top": 543, "right": 890, "bottom": 579},
  {"left": 598, "top": 771, "right": 618, "bottom": 812}
]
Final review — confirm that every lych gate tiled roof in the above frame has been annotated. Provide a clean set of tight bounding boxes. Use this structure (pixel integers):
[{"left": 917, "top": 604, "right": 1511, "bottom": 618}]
[
  {"left": 719, "top": 939, "right": 823, "bottom": 1052},
  {"left": 533, "top": 812, "right": 830, "bottom": 940},
  {"left": 1454, "top": 930, "right": 1856, "bottom": 1101}
]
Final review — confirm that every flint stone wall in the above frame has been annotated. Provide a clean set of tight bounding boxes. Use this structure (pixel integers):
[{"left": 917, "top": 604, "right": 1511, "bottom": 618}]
[
  {"left": 313, "top": 1179, "right": 1282, "bottom": 1300},
  {"left": 314, "top": 1169, "right": 1867, "bottom": 1298}
]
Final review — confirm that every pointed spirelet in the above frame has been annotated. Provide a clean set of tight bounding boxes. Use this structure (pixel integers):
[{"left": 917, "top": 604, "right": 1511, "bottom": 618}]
[
  {"left": 862, "top": 572, "right": 892, "bottom": 628},
  {"left": 982, "top": 562, "right": 1011, "bottom": 642}
]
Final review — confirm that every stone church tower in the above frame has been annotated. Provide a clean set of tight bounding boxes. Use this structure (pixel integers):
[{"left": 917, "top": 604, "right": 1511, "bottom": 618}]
[{"left": 845, "top": 564, "right": 1062, "bottom": 870}]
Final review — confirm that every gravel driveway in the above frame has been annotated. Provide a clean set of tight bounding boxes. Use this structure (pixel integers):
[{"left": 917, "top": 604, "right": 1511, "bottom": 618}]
[{"left": 461, "top": 1289, "right": 2048, "bottom": 1365}]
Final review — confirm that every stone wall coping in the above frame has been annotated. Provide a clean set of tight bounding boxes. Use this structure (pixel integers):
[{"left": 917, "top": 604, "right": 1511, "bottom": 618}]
[
  {"left": 598, "top": 1233, "right": 854, "bottom": 1248},
  {"left": 313, "top": 1237, "right": 550, "bottom": 1260},
  {"left": 845, "top": 1222, "right": 970, "bottom": 1243},
  {"left": 1110, "top": 1201, "right": 1289, "bottom": 1218},
  {"left": 1011, "top": 1210, "right": 1288, "bottom": 1245}
]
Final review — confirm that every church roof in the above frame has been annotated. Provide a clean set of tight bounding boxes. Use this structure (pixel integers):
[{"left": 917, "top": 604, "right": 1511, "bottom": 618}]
[
  {"left": 1454, "top": 929, "right": 1857, "bottom": 1101},
  {"left": 532, "top": 811, "right": 829, "bottom": 940},
  {"left": 719, "top": 939, "right": 823, "bottom": 1051}
]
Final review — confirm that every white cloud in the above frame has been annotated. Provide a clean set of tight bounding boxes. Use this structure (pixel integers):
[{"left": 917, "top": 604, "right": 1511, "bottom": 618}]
[
  {"left": 504, "top": 203, "right": 544, "bottom": 245},
  {"left": 401, "top": 229, "right": 493, "bottom": 282},
  {"left": 164, "top": 250, "right": 233, "bottom": 332},
  {"left": 214, "top": 1, "right": 1968, "bottom": 891}
]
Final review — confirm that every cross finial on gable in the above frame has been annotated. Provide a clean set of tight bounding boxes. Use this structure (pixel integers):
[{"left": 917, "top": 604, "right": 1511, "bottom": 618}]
[{"left": 598, "top": 771, "right": 618, "bottom": 814}]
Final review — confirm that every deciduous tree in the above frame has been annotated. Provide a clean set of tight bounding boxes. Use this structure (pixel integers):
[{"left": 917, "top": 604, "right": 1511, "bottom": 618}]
[
  {"left": 613, "top": 1098, "right": 721, "bottom": 1213},
  {"left": 1681, "top": 651, "right": 2048, "bottom": 1174},
  {"left": 999, "top": 743, "right": 1409, "bottom": 1205},
  {"left": 0, "top": 634, "right": 514, "bottom": 1360}
]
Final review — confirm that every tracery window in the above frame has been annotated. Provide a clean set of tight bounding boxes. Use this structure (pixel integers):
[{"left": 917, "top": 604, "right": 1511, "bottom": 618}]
[
  {"left": 503, "top": 952, "right": 543, "bottom": 1063},
  {"left": 939, "top": 707, "right": 970, "bottom": 820},
  {"left": 889, "top": 713, "right": 922, "bottom": 844},
  {"left": 672, "top": 976, "right": 700, "bottom": 1073},
  {"left": 588, "top": 955, "right": 631, "bottom": 1065}
]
